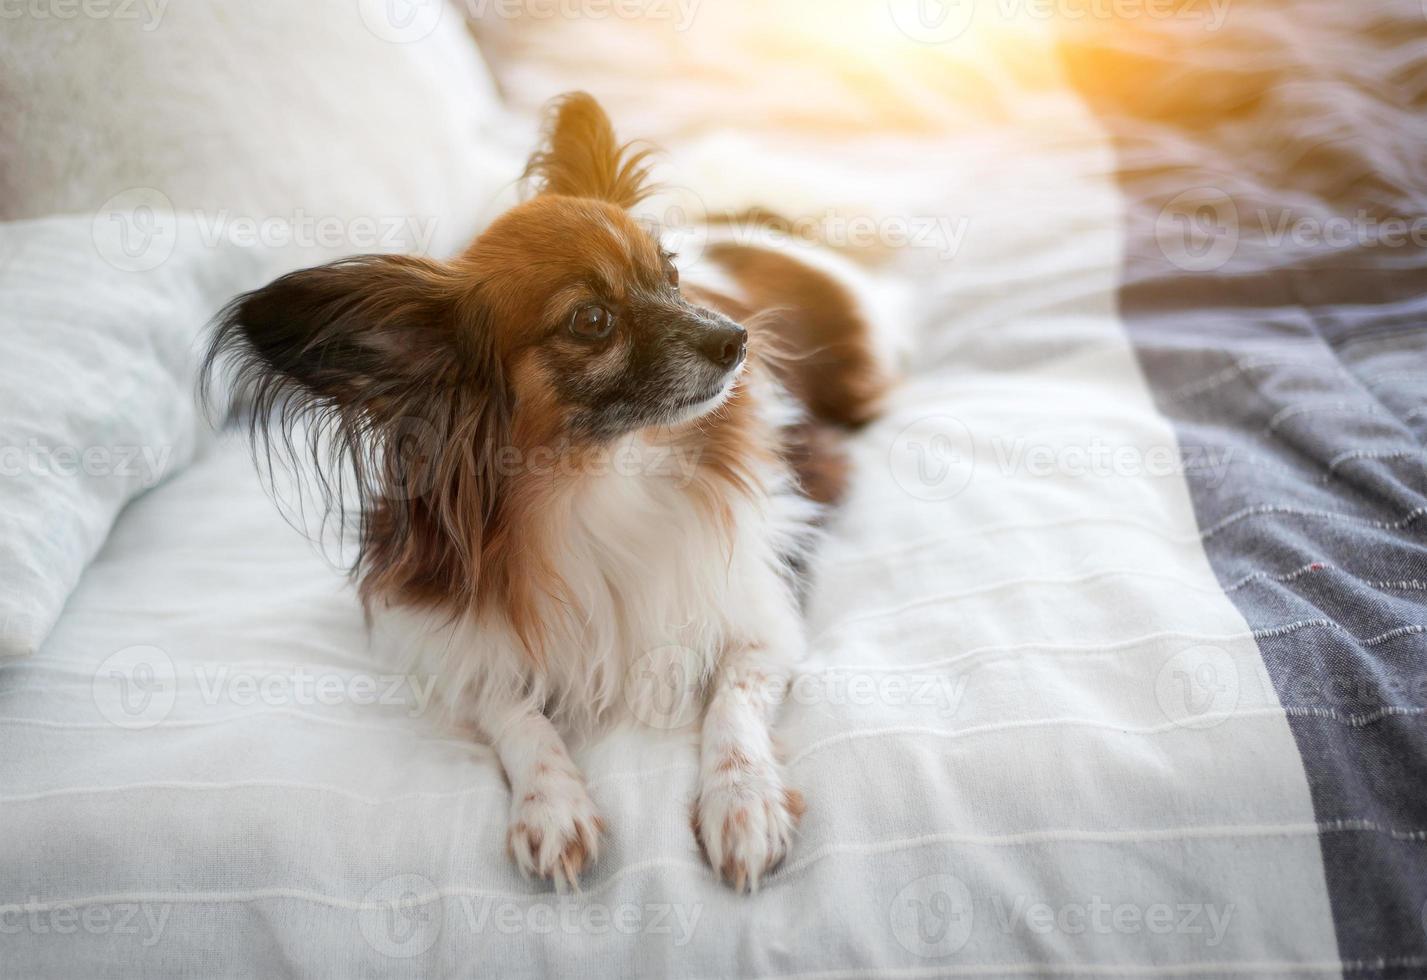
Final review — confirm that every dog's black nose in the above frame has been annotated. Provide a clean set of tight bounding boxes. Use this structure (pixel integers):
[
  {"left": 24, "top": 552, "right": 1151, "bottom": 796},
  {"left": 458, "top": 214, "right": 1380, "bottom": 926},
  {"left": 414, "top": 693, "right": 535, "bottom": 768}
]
[{"left": 698, "top": 323, "right": 747, "bottom": 369}]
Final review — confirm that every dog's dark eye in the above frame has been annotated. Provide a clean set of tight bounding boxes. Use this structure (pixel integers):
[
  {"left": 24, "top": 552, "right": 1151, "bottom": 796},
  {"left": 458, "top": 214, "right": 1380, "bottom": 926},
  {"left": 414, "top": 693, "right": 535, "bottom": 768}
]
[
  {"left": 664, "top": 258, "right": 679, "bottom": 289},
  {"left": 569, "top": 304, "right": 615, "bottom": 340}
]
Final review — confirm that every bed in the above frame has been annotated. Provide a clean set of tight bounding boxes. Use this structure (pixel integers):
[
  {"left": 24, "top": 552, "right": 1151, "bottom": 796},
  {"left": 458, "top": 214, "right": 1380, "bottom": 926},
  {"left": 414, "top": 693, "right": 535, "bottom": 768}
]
[{"left": 2, "top": 1, "right": 1424, "bottom": 976}]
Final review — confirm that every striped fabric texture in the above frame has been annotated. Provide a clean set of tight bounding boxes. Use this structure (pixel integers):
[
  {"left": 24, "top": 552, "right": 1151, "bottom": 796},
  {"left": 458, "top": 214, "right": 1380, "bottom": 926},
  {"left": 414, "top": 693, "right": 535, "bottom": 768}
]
[{"left": 2, "top": 1, "right": 1424, "bottom": 976}]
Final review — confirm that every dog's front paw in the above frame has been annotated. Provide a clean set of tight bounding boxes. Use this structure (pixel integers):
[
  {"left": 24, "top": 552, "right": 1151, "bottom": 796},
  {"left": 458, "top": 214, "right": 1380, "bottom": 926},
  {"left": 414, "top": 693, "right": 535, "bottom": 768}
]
[
  {"left": 506, "top": 767, "right": 605, "bottom": 891},
  {"left": 693, "top": 754, "right": 805, "bottom": 892}
]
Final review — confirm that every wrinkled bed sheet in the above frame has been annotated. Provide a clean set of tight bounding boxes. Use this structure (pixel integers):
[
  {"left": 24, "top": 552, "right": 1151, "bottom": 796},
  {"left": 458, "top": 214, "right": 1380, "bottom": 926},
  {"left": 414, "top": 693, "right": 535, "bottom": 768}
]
[{"left": 3, "top": 2, "right": 1424, "bottom": 976}]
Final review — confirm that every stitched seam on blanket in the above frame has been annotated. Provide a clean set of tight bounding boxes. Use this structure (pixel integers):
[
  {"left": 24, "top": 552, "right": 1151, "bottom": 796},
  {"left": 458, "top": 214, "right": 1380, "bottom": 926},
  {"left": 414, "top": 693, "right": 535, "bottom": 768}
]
[
  {"left": 782, "top": 707, "right": 1427, "bottom": 769},
  {"left": 811, "top": 563, "right": 1420, "bottom": 641},
  {"left": 7, "top": 657, "right": 395, "bottom": 679},
  {"left": 1326, "top": 447, "right": 1424, "bottom": 470},
  {"left": 1182, "top": 449, "right": 1424, "bottom": 486},
  {"left": 7, "top": 702, "right": 1423, "bottom": 811},
  {"left": 0, "top": 762, "right": 698, "bottom": 806},
  {"left": 809, "top": 568, "right": 1227, "bottom": 639},
  {"left": 694, "top": 956, "right": 1427, "bottom": 979},
  {"left": 7, "top": 823, "right": 1424, "bottom": 915},
  {"left": 818, "top": 622, "right": 1401, "bottom": 674},
  {"left": 1264, "top": 401, "right": 1383, "bottom": 432},
  {"left": 1199, "top": 503, "right": 1426, "bottom": 539},
  {"left": 770, "top": 823, "right": 1427, "bottom": 886},
  {"left": 0, "top": 707, "right": 476, "bottom": 742},
  {"left": 820, "top": 601, "right": 1421, "bottom": 651},
  {"left": 825, "top": 503, "right": 1427, "bottom": 570},
  {"left": 1164, "top": 356, "right": 1340, "bottom": 403}
]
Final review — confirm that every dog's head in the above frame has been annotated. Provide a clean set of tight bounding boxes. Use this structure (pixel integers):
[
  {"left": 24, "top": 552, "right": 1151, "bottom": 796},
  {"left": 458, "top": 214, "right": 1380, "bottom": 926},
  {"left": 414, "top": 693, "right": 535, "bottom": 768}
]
[
  {"left": 202, "top": 92, "right": 748, "bottom": 618},
  {"left": 469, "top": 191, "right": 746, "bottom": 441},
  {"left": 208, "top": 92, "right": 744, "bottom": 454}
]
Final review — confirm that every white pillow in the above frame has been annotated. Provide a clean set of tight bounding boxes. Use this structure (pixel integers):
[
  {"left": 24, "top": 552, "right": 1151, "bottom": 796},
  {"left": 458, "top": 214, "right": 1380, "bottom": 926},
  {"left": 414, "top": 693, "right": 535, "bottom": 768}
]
[
  {"left": 0, "top": 217, "right": 268, "bottom": 657},
  {"left": 0, "top": 0, "right": 511, "bottom": 261},
  {"left": 0, "top": 0, "right": 516, "bottom": 657}
]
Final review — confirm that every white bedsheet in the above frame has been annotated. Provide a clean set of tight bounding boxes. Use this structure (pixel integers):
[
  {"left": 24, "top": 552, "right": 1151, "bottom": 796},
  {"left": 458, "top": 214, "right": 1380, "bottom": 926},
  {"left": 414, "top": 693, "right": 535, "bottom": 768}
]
[{"left": 0, "top": 14, "right": 1345, "bottom": 979}]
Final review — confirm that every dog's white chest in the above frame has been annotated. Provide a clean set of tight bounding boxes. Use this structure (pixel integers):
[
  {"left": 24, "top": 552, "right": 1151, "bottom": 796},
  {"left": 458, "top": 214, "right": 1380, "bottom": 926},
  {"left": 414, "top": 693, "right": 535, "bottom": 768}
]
[
  {"left": 551, "top": 466, "right": 747, "bottom": 696},
  {"left": 379, "top": 463, "right": 778, "bottom": 733}
]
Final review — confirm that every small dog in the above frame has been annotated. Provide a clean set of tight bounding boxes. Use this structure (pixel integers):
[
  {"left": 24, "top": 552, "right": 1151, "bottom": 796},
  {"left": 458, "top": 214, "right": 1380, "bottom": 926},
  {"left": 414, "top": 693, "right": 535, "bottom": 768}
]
[{"left": 204, "top": 93, "right": 895, "bottom": 891}]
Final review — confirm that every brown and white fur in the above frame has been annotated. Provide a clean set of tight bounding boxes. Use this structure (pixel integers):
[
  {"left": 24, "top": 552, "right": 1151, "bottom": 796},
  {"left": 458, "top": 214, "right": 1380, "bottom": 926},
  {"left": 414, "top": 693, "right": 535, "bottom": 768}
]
[{"left": 203, "top": 93, "right": 896, "bottom": 892}]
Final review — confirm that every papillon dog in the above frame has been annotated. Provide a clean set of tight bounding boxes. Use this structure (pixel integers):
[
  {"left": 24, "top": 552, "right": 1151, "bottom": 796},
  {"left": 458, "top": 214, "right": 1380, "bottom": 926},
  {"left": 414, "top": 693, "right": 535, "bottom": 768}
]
[{"left": 204, "top": 92, "right": 896, "bottom": 892}]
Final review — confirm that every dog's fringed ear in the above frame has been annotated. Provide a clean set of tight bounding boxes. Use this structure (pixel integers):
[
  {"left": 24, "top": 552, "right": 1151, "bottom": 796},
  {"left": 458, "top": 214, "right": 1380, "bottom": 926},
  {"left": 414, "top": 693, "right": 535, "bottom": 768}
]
[
  {"left": 202, "top": 254, "right": 473, "bottom": 413},
  {"left": 200, "top": 254, "right": 511, "bottom": 598},
  {"left": 522, "top": 91, "right": 656, "bottom": 208}
]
